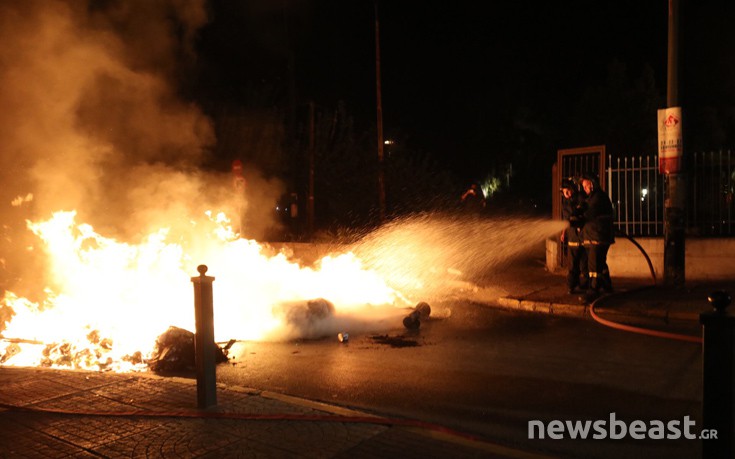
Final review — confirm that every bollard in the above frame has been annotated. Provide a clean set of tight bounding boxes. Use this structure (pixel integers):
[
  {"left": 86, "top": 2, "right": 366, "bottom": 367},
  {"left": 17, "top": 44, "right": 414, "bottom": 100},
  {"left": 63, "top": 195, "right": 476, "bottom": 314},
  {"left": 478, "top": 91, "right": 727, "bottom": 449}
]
[
  {"left": 191, "top": 264, "right": 217, "bottom": 409},
  {"left": 700, "top": 290, "right": 734, "bottom": 459}
]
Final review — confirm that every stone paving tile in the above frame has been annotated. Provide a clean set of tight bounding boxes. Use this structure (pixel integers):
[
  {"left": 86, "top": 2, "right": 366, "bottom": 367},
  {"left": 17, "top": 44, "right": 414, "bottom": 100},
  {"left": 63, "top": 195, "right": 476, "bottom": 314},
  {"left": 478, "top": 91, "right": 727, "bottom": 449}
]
[
  {"left": 13, "top": 412, "right": 160, "bottom": 451},
  {"left": 29, "top": 389, "right": 140, "bottom": 413},
  {"left": 0, "top": 367, "right": 37, "bottom": 384},
  {"left": 91, "top": 378, "right": 199, "bottom": 411},
  {"left": 0, "top": 367, "right": 132, "bottom": 387},
  {"left": 9, "top": 411, "right": 385, "bottom": 459},
  {"left": 0, "top": 413, "right": 98, "bottom": 458},
  {"left": 43, "top": 369, "right": 135, "bottom": 391},
  {"left": 0, "top": 377, "right": 82, "bottom": 408},
  {"left": 92, "top": 417, "right": 255, "bottom": 458},
  {"left": 215, "top": 392, "right": 329, "bottom": 417}
]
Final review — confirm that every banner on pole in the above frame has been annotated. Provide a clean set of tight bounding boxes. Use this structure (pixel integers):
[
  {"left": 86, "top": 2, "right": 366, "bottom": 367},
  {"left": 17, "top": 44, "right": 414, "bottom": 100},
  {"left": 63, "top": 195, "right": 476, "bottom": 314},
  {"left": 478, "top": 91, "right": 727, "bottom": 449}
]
[{"left": 658, "top": 107, "right": 683, "bottom": 174}]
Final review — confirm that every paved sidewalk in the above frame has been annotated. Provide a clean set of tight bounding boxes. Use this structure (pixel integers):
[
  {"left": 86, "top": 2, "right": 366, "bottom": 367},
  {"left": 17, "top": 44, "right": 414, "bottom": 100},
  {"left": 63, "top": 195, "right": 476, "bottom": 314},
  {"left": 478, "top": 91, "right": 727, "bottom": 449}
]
[
  {"left": 0, "top": 366, "right": 551, "bottom": 459},
  {"left": 488, "top": 266, "right": 735, "bottom": 335}
]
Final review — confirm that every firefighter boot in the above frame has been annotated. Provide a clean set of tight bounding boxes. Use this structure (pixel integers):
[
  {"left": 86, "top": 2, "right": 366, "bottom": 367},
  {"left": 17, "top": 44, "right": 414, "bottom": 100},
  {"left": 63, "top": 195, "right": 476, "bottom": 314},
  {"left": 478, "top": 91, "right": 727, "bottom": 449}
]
[
  {"left": 579, "top": 275, "right": 589, "bottom": 291},
  {"left": 584, "top": 277, "right": 600, "bottom": 303},
  {"left": 567, "top": 272, "right": 579, "bottom": 294},
  {"left": 600, "top": 270, "right": 613, "bottom": 293}
]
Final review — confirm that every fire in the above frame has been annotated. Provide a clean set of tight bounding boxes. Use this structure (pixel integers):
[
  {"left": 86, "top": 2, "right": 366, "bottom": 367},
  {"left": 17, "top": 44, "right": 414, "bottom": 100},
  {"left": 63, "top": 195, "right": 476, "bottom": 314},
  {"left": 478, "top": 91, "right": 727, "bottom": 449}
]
[{"left": 0, "top": 210, "right": 409, "bottom": 371}]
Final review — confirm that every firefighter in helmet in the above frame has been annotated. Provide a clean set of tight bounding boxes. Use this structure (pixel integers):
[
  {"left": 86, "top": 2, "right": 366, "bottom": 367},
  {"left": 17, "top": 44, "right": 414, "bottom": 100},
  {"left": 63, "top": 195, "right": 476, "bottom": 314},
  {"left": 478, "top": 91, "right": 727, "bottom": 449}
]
[
  {"left": 560, "top": 178, "right": 588, "bottom": 294},
  {"left": 579, "top": 173, "right": 614, "bottom": 302}
]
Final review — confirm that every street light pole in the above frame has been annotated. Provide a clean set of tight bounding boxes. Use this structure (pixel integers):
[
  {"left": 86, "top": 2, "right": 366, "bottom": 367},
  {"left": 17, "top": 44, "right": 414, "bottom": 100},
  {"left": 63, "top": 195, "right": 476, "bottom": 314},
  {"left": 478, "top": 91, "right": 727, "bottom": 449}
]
[
  {"left": 307, "top": 101, "right": 315, "bottom": 239},
  {"left": 374, "top": 0, "right": 386, "bottom": 223},
  {"left": 664, "top": 0, "right": 685, "bottom": 287}
]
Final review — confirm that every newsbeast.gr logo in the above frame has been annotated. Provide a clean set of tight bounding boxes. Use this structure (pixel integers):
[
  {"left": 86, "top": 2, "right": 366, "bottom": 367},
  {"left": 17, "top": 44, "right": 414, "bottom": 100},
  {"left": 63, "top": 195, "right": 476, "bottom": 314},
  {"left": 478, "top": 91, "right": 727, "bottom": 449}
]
[{"left": 528, "top": 413, "right": 718, "bottom": 440}]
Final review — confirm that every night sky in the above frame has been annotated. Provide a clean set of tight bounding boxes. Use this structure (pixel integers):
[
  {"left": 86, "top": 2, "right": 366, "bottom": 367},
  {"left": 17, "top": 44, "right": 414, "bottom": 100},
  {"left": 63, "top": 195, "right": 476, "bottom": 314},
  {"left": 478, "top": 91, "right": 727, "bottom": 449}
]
[{"left": 193, "top": 1, "right": 735, "bottom": 203}]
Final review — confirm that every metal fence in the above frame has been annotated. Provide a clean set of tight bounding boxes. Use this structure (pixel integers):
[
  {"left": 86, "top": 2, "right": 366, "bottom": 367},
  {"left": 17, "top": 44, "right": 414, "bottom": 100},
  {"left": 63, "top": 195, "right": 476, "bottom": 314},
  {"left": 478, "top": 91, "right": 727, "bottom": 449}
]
[{"left": 608, "top": 150, "right": 735, "bottom": 237}]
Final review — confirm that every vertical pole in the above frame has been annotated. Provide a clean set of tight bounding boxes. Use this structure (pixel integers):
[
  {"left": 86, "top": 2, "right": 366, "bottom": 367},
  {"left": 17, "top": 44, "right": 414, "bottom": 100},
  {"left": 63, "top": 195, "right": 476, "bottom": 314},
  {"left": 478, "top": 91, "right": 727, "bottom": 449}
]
[
  {"left": 191, "top": 264, "right": 217, "bottom": 408},
  {"left": 374, "top": 0, "right": 386, "bottom": 223},
  {"left": 664, "top": 0, "right": 685, "bottom": 286},
  {"left": 666, "top": 0, "right": 679, "bottom": 107},
  {"left": 307, "top": 101, "right": 315, "bottom": 239},
  {"left": 700, "top": 291, "right": 734, "bottom": 458}
]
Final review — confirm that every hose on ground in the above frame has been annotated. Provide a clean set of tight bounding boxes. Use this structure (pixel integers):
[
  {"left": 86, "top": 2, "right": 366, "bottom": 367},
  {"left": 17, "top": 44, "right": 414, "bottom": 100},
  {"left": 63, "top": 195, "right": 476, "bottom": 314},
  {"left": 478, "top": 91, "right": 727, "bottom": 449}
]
[{"left": 587, "top": 231, "right": 702, "bottom": 344}]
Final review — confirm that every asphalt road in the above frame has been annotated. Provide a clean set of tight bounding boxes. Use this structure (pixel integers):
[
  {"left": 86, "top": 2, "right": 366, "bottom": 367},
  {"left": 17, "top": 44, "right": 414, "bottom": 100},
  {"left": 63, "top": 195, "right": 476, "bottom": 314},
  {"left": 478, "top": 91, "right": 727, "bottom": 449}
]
[{"left": 215, "top": 301, "right": 705, "bottom": 459}]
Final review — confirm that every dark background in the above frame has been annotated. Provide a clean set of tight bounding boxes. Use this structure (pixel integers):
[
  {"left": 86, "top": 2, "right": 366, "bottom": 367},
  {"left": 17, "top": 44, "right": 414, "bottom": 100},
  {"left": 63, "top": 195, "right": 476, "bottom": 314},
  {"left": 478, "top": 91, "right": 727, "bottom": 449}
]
[{"left": 187, "top": 1, "right": 735, "bottom": 229}]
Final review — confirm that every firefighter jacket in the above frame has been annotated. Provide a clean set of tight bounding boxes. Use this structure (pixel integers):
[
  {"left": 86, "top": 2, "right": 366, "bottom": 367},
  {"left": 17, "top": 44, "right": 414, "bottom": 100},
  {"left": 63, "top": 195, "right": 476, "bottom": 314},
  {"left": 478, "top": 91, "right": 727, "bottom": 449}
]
[
  {"left": 561, "top": 192, "right": 585, "bottom": 246},
  {"left": 581, "top": 188, "right": 615, "bottom": 245}
]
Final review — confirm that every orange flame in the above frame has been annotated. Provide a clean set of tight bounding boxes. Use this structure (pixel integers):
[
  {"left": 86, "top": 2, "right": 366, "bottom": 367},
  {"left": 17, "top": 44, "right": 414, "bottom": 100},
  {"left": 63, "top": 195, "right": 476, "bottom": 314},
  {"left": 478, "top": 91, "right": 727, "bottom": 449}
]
[{"left": 0, "top": 210, "right": 408, "bottom": 371}]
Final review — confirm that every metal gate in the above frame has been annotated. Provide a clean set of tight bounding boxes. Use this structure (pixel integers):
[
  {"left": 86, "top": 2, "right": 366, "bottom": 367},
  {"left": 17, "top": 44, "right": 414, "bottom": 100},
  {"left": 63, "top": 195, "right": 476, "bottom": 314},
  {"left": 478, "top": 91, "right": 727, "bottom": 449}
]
[
  {"left": 552, "top": 145, "right": 606, "bottom": 220},
  {"left": 552, "top": 145, "right": 606, "bottom": 269}
]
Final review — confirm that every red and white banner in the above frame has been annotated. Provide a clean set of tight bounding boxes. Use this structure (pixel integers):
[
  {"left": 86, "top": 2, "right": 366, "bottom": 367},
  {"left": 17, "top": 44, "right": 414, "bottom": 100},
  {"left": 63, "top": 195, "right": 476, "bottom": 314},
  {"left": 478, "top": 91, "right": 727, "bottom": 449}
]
[{"left": 657, "top": 107, "right": 683, "bottom": 174}]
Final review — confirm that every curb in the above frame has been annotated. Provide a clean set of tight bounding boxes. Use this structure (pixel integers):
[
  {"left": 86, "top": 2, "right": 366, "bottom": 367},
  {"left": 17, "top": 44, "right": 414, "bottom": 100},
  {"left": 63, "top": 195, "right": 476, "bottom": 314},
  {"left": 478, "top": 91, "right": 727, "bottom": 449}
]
[
  {"left": 495, "top": 296, "right": 701, "bottom": 323},
  {"left": 238, "top": 389, "right": 555, "bottom": 458},
  {"left": 496, "top": 297, "right": 588, "bottom": 318}
]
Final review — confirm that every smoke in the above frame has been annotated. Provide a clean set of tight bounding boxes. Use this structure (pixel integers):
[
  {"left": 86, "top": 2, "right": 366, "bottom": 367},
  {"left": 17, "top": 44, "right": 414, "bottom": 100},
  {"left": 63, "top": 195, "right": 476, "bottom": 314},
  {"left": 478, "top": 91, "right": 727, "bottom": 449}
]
[
  {"left": 268, "top": 298, "right": 406, "bottom": 341},
  {"left": 0, "top": 1, "right": 281, "bottom": 294},
  {"left": 0, "top": 0, "right": 210, "bottom": 206}
]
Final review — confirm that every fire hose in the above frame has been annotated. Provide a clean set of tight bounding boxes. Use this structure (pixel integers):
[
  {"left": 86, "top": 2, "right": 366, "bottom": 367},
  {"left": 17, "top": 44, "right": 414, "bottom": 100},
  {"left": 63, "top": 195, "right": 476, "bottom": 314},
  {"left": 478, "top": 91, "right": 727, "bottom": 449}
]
[
  {"left": 587, "top": 230, "right": 702, "bottom": 344},
  {"left": 0, "top": 401, "right": 489, "bottom": 445}
]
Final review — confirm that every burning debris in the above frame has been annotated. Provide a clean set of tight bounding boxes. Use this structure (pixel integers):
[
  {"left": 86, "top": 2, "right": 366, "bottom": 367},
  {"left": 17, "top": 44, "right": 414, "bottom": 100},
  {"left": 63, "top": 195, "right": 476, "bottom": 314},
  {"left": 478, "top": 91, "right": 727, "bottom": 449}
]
[
  {"left": 0, "top": 331, "right": 143, "bottom": 371},
  {"left": 0, "top": 342, "right": 21, "bottom": 364},
  {"left": 40, "top": 329, "right": 119, "bottom": 369},
  {"left": 0, "top": 325, "right": 236, "bottom": 373},
  {"left": 147, "top": 326, "right": 229, "bottom": 374}
]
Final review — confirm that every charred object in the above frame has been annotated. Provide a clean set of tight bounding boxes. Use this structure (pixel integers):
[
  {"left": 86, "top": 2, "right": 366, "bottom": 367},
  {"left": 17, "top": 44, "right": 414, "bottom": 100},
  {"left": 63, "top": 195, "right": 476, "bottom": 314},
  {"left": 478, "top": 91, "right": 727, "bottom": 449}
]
[
  {"left": 148, "top": 326, "right": 228, "bottom": 373},
  {"left": 403, "top": 302, "right": 431, "bottom": 329}
]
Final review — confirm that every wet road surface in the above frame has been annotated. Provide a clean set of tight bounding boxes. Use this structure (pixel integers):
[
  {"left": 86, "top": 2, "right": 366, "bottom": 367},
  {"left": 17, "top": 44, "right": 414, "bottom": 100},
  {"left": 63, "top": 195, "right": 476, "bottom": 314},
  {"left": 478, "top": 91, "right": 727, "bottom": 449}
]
[{"left": 216, "top": 301, "right": 704, "bottom": 459}]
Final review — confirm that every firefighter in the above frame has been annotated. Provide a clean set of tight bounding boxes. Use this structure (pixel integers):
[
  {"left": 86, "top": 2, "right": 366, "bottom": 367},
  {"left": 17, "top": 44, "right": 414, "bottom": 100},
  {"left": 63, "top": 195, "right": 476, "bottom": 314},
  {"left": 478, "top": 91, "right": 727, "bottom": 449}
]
[
  {"left": 580, "top": 174, "right": 615, "bottom": 302},
  {"left": 560, "top": 179, "right": 588, "bottom": 294},
  {"left": 460, "top": 183, "right": 486, "bottom": 213}
]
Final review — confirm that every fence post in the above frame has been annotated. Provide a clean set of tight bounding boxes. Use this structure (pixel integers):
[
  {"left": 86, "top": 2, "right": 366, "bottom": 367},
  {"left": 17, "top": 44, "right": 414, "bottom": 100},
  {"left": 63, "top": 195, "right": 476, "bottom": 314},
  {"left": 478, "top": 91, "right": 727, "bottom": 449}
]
[
  {"left": 191, "top": 264, "right": 217, "bottom": 409},
  {"left": 700, "top": 290, "right": 734, "bottom": 458}
]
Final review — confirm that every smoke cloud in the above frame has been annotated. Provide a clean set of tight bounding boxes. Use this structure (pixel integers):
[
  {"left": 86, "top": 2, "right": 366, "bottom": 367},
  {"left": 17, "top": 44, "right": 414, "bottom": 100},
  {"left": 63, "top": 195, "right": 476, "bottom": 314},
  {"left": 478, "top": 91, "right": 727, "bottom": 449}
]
[{"left": 0, "top": 1, "right": 282, "bottom": 295}]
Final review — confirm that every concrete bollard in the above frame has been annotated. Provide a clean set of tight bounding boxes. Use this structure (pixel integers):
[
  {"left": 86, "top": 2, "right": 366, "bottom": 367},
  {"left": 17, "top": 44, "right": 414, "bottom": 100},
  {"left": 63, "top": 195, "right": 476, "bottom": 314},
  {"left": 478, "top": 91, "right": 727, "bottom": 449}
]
[
  {"left": 700, "top": 290, "right": 734, "bottom": 459},
  {"left": 191, "top": 264, "right": 217, "bottom": 409}
]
